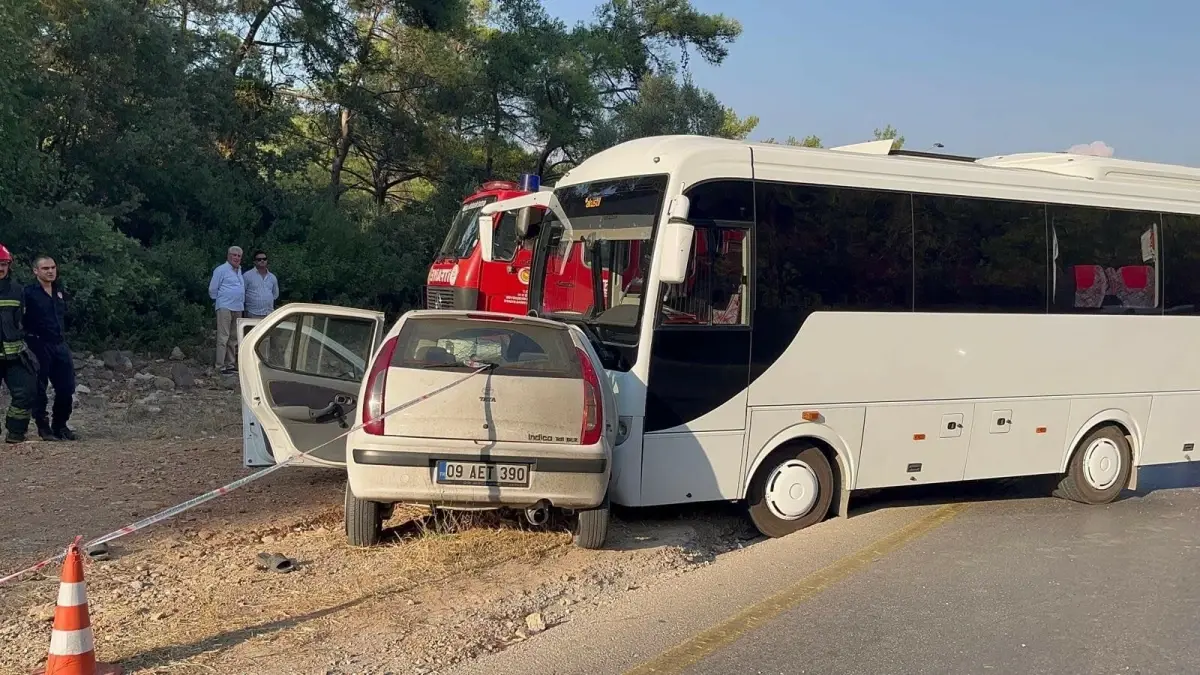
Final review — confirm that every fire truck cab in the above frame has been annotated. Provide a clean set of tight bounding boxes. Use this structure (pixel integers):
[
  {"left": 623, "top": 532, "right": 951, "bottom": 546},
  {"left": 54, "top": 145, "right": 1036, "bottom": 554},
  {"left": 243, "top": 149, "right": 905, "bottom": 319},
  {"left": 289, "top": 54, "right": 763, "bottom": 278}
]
[{"left": 425, "top": 175, "right": 605, "bottom": 316}]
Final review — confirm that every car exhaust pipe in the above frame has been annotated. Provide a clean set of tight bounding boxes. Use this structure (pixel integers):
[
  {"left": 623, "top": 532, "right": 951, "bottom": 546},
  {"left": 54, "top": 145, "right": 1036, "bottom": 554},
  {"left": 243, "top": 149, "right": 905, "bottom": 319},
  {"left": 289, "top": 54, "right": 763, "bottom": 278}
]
[{"left": 524, "top": 502, "right": 550, "bottom": 526}]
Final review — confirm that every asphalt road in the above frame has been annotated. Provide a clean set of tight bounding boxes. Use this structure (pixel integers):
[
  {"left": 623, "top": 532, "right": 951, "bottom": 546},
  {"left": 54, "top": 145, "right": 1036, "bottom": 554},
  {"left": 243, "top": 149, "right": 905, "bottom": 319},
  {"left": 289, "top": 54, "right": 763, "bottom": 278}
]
[{"left": 448, "top": 463, "right": 1200, "bottom": 675}]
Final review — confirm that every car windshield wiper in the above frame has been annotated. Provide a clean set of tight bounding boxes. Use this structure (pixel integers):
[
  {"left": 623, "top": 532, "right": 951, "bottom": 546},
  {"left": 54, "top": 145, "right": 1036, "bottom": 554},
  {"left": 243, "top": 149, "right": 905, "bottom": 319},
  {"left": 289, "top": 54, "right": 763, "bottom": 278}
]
[{"left": 421, "top": 361, "right": 499, "bottom": 370}]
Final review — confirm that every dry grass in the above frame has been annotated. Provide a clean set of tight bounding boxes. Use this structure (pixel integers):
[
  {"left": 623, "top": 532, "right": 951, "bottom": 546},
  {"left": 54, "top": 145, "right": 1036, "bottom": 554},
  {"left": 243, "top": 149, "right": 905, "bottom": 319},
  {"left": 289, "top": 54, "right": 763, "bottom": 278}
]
[
  {"left": 5, "top": 359, "right": 700, "bottom": 674},
  {"left": 84, "top": 507, "right": 572, "bottom": 672}
]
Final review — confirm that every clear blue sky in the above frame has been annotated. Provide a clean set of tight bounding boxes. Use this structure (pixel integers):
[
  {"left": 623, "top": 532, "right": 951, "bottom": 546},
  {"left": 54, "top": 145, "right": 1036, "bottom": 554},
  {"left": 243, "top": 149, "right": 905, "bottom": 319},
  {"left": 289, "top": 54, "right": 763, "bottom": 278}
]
[{"left": 549, "top": 1, "right": 1200, "bottom": 166}]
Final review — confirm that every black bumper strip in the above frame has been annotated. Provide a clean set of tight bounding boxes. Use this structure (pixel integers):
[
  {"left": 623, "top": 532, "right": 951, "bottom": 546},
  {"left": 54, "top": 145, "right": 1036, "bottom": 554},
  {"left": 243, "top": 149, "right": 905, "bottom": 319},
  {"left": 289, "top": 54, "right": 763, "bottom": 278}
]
[{"left": 352, "top": 449, "right": 607, "bottom": 474}]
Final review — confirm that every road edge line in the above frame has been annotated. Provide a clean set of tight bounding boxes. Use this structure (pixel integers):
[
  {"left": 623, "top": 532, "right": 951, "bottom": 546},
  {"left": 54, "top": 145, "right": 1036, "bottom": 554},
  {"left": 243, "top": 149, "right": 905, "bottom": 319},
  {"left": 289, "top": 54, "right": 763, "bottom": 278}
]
[{"left": 622, "top": 503, "right": 969, "bottom": 675}]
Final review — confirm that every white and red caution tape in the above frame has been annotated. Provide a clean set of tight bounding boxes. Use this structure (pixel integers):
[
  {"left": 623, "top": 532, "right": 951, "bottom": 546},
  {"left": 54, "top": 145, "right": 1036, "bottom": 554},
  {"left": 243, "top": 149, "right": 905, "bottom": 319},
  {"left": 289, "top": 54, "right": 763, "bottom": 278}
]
[{"left": 0, "top": 363, "right": 491, "bottom": 586}]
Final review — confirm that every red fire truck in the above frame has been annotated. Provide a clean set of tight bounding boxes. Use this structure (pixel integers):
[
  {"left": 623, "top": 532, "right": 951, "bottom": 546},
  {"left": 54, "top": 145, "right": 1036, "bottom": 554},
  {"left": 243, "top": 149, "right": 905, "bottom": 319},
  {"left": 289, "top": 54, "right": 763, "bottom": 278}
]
[
  {"left": 425, "top": 175, "right": 605, "bottom": 315},
  {"left": 424, "top": 175, "right": 743, "bottom": 322}
]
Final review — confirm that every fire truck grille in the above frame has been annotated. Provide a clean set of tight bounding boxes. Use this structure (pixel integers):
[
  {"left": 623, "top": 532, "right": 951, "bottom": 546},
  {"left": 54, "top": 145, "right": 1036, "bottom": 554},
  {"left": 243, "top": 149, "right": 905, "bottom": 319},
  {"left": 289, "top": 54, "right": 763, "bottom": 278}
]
[{"left": 425, "top": 286, "right": 455, "bottom": 310}]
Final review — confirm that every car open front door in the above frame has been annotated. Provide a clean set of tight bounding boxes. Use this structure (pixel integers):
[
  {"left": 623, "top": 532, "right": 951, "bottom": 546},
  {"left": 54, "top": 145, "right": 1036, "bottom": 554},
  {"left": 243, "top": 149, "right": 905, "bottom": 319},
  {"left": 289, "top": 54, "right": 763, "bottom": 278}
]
[
  {"left": 239, "top": 303, "right": 386, "bottom": 468},
  {"left": 237, "top": 316, "right": 274, "bottom": 467}
]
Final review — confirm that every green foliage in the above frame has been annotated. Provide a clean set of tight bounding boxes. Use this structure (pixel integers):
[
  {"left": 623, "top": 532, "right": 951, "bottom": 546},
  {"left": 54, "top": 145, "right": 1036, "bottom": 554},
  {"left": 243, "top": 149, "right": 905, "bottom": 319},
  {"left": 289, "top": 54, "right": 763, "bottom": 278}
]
[
  {"left": 873, "top": 124, "right": 905, "bottom": 149},
  {"left": 0, "top": 0, "right": 761, "bottom": 350},
  {"left": 762, "top": 127, "right": 906, "bottom": 150},
  {"left": 718, "top": 108, "right": 759, "bottom": 140},
  {"left": 762, "top": 135, "right": 823, "bottom": 148}
]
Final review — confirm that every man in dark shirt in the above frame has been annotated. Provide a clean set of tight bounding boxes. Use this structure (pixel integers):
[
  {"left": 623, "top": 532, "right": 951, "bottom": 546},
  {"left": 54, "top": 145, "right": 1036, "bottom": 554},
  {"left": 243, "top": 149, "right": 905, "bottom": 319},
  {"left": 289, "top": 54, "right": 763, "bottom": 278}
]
[{"left": 24, "top": 255, "right": 77, "bottom": 441}]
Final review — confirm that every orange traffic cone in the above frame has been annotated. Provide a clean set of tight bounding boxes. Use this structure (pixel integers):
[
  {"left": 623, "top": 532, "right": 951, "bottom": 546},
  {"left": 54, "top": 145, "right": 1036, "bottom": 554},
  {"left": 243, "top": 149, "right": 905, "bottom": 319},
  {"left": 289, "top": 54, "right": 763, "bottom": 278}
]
[{"left": 31, "top": 543, "right": 122, "bottom": 675}]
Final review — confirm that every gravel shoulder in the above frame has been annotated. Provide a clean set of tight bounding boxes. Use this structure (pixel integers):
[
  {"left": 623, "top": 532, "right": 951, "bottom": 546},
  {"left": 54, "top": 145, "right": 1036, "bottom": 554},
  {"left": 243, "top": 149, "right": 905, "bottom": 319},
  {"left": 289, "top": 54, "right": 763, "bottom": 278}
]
[{"left": 0, "top": 351, "right": 761, "bottom": 674}]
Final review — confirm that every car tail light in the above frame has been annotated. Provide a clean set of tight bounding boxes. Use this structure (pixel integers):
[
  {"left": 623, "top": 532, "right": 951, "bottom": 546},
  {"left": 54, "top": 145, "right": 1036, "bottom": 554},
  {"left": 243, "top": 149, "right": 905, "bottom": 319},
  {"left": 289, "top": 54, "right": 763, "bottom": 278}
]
[
  {"left": 576, "top": 347, "right": 603, "bottom": 446},
  {"left": 363, "top": 336, "right": 399, "bottom": 435}
]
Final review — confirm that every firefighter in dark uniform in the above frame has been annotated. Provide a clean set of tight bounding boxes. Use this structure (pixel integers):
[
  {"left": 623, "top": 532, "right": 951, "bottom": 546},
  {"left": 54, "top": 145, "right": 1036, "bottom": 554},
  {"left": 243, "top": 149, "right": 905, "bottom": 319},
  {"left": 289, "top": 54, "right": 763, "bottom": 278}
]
[
  {"left": 25, "top": 255, "right": 77, "bottom": 441},
  {"left": 0, "top": 243, "right": 38, "bottom": 444}
]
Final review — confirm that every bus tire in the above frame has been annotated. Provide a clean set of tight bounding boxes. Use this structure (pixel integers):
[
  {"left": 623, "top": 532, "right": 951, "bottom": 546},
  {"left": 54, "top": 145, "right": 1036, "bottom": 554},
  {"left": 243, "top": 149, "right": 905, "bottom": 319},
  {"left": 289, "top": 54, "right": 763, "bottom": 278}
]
[
  {"left": 747, "top": 442, "right": 834, "bottom": 538},
  {"left": 344, "top": 481, "right": 384, "bottom": 548},
  {"left": 1055, "top": 424, "right": 1132, "bottom": 505},
  {"left": 571, "top": 494, "right": 610, "bottom": 550}
]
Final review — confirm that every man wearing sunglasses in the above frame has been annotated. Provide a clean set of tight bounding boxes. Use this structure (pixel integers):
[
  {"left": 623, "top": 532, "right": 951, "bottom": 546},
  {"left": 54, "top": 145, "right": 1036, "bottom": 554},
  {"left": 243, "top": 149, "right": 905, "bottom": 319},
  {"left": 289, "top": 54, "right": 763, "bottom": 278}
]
[
  {"left": 243, "top": 251, "right": 280, "bottom": 362},
  {"left": 243, "top": 251, "right": 279, "bottom": 320}
]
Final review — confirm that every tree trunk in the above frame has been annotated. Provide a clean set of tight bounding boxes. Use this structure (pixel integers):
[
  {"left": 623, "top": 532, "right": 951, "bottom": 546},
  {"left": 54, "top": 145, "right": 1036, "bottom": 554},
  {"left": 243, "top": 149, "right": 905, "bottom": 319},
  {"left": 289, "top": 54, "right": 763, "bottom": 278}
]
[
  {"left": 329, "top": 107, "right": 352, "bottom": 203},
  {"left": 535, "top": 141, "right": 556, "bottom": 178},
  {"left": 230, "top": 0, "right": 282, "bottom": 74},
  {"left": 485, "top": 91, "right": 502, "bottom": 178},
  {"left": 373, "top": 176, "right": 389, "bottom": 208},
  {"left": 328, "top": 6, "right": 381, "bottom": 202}
]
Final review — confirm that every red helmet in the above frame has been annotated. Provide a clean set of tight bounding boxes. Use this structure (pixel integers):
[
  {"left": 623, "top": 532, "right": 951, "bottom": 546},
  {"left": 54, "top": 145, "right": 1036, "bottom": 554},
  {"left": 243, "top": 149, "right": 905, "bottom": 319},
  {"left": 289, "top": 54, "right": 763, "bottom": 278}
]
[{"left": 0, "top": 243, "right": 10, "bottom": 262}]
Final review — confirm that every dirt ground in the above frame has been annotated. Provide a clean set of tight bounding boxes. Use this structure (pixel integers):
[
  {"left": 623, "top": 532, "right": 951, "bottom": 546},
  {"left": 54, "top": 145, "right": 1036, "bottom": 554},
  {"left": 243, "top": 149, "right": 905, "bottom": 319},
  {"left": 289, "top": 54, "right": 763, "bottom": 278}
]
[{"left": 0, "top": 350, "right": 760, "bottom": 674}]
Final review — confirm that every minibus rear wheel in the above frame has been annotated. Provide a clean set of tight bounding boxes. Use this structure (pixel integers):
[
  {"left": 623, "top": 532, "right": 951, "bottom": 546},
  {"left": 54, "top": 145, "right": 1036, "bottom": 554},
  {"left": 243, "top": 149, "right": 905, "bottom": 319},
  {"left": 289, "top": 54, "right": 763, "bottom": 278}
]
[{"left": 747, "top": 442, "right": 834, "bottom": 538}]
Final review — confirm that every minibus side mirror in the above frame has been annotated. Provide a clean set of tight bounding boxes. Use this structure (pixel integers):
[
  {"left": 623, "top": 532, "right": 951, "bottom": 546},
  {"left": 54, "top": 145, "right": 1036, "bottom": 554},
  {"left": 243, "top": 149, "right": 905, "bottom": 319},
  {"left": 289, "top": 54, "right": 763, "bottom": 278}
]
[
  {"left": 658, "top": 196, "right": 693, "bottom": 285},
  {"left": 478, "top": 214, "right": 495, "bottom": 263}
]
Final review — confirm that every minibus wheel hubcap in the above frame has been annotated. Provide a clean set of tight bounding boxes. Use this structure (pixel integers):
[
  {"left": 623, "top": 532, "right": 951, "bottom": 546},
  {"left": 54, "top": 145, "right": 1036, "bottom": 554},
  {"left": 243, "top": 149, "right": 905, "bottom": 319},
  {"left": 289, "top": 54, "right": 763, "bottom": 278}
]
[
  {"left": 765, "top": 459, "right": 820, "bottom": 520},
  {"left": 1083, "top": 438, "right": 1121, "bottom": 490}
]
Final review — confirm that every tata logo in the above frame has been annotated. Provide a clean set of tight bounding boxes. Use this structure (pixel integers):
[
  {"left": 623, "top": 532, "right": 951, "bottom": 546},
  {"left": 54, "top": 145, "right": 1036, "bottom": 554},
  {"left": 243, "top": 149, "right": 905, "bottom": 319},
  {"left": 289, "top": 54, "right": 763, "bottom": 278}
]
[
  {"left": 427, "top": 266, "right": 459, "bottom": 285},
  {"left": 479, "top": 382, "right": 496, "bottom": 403}
]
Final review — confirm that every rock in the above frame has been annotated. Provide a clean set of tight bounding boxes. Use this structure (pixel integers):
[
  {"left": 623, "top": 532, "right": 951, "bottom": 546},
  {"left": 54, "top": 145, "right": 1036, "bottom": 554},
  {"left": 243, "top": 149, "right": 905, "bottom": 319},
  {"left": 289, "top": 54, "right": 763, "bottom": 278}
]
[
  {"left": 129, "top": 580, "right": 147, "bottom": 592},
  {"left": 135, "top": 372, "right": 155, "bottom": 382},
  {"left": 153, "top": 376, "right": 175, "bottom": 391},
  {"left": 28, "top": 603, "right": 56, "bottom": 621},
  {"left": 170, "top": 363, "right": 196, "bottom": 389},
  {"left": 101, "top": 350, "right": 133, "bottom": 373},
  {"left": 169, "top": 347, "right": 186, "bottom": 361},
  {"left": 524, "top": 612, "right": 546, "bottom": 634},
  {"left": 75, "top": 384, "right": 92, "bottom": 395},
  {"left": 145, "top": 406, "right": 162, "bottom": 414},
  {"left": 221, "top": 374, "right": 239, "bottom": 390},
  {"left": 195, "top": 347, "right": 215, "bottom": 367},
  {"left": 150, "top": 610, "right": 168, "bottom": 621}
]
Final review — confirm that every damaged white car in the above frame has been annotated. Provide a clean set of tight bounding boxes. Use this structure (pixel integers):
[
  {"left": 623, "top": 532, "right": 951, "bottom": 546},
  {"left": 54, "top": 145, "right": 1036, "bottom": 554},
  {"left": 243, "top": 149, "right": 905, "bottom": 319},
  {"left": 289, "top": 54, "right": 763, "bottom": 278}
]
[{"left": 239, "top": 304, "right": 616, "bottom": 549}]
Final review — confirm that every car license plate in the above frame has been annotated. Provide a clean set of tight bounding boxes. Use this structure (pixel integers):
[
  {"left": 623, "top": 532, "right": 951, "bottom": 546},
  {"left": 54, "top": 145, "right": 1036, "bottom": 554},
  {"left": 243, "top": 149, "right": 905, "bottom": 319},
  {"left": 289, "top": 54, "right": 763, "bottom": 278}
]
[{"left": 436, "top": 460, "right": 530, "bottom": 487}]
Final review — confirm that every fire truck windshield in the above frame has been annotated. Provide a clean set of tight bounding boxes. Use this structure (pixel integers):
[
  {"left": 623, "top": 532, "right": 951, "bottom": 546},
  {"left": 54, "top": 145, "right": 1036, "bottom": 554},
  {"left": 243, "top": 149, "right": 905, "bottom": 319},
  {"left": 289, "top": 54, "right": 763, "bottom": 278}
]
[
  {"left": 436, "top": 196, "right": 496, "bottom": 260},
  {"left": 529, "top": 175, "right": 667, "bottom": 345}
]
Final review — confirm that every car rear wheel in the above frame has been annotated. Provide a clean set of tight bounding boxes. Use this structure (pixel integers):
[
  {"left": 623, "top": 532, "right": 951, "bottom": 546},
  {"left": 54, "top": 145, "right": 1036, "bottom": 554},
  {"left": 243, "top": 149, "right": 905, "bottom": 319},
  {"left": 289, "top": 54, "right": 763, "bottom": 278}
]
[
  {"left": 344, "top": 481, "right": 384, "bottom": 547},
  {"left": 571, "top": 494, "right": 610, "bottom": 550}
]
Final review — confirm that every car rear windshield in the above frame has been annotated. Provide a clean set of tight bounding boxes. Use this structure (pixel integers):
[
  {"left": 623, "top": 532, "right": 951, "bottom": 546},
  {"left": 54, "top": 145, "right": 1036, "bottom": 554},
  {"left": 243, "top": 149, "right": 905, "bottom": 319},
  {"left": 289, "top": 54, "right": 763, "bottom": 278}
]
[{"left": 390, "top": 317, "right": 582, "bottom": 379}]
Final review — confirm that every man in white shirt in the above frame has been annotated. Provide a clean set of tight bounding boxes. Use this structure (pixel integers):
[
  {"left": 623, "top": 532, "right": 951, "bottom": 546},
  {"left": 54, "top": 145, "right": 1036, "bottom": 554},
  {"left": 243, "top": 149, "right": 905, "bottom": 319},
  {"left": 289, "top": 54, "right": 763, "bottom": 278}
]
[
  {"left": 208, "top": 246, "right": 244, "bottom": 374},
  {"left": 243, "top": 250, "right": 279, "bottom": 319},
  {"left": 243, "top": 250, "right": 281, "bottom": 363}
]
